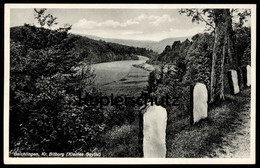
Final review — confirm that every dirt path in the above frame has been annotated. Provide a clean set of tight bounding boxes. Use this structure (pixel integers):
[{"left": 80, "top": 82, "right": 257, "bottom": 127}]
[
  {"left": 167, "top": 88, "right": 251, "bottom": 158},
  {"left": 205, "top": 90, "right": 251, "bottom": 158}
]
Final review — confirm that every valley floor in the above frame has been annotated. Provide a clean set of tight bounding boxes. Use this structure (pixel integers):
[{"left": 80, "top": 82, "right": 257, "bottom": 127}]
[{"left": 93, "top": 55, "right": 151, "bottom": 96}]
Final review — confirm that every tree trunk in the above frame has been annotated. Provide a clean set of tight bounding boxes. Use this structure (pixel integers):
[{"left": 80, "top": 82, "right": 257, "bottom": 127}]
[
  {"left": 220, "top": 35, "right": 226, "bottom": 100},
  {"left": 210, "top": 9, "right": 243, "bottom": 103},
  {"left": 225, "top": 9, "right": 244, "bottom": 90},
  {"left": 210, "top": 9, "right": 226, "bottom": 104}
]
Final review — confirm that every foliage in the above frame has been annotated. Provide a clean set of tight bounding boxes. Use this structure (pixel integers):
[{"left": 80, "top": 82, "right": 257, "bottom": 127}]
[
  {"left": 183, "top": 33, "right": 214, "bottom": 88},
  {"left": 179, "top": 9, "right": 215, "bottom": 31},
  {"left": 10, "top": 8, "right": 157, "bottom": 153},
  {"left": 232, "top": 9, "right": 251, "bottom": 29},
  {"left": 11, "top": 26, "right": 155, "bottom": 64},
  {"left": 234, "top": 26, "right": 251, "bottom": 66},
  {"left": 10, "top": 21, "right": 103, "bottom": 152},
  {"left": 148, "top": 39, "right": 192, "bottom": 64},
  {"left": 179, "top": 8, "right": 251, "bottom": 32},
  {"left": 34, "top": 8, "right": 58, "bottom": 28}
]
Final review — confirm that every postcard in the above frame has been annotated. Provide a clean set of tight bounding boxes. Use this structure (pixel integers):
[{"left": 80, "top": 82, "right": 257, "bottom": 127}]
[{"left": 3, "top": 3, "right": 256, "bottom": 164}]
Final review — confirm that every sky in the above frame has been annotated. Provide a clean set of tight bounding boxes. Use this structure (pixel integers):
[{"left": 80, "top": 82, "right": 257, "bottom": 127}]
[{"left": 10, "top": 8, "right": 250, "bottom": 41}]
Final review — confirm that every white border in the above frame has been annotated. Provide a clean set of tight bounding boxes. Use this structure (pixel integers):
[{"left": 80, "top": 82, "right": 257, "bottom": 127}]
[{"left": 4, "top": 4, "right": 256, "bottom": 165}]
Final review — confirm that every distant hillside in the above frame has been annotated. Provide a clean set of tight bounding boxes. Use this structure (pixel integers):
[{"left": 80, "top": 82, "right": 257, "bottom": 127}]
[
  {"left": 82, "top": 34, "right": 190, "bottom": 54},
  {"left": 10, "top": 25, "right": 156, "bottom": 64},
  {"left": 150, "top": 37, "right": 190, "bottom": 53}
]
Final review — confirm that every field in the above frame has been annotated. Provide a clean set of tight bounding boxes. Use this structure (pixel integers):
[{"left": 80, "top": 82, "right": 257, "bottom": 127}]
[{"left": 93, "top": 56, "right": 151, "bottom": 96}]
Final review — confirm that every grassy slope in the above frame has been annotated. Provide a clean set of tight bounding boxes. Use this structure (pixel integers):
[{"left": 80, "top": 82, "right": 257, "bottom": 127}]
[
  {"left": 100, "top": 88, "right": 251, "bottom": 157},
  {"left": 167, "top": 88, "right": 251, "bottom": 158}
]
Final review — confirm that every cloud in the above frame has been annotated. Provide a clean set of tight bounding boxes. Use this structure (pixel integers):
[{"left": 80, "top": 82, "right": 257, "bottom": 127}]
[
  {"left": 73, "top": 18, "right": 139, "bottom": 29},
  {"left": 73, "top": 14, "right": 177, "bottom": 30},
  {"left": 130, "top": 26, "right": 205, "bottom": 41},
  {"left": 161, "top": 26, "right": 205, "bottom": 38},
  {"left": 70, "top": 14, "right": 204, "bottom": 41},
  {"left": 134, "top": 14, "right": 176, "bottom": 26}
]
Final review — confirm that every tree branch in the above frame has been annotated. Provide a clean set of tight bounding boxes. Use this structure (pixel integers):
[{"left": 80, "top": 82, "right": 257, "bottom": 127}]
[{"left": 196, "top": 10, "right": 215, "bottom": 31}]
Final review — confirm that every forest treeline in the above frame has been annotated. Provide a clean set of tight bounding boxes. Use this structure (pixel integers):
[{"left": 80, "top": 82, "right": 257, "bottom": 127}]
[{"left": 11, "top": 25, "right": 156, "bottom": 64}]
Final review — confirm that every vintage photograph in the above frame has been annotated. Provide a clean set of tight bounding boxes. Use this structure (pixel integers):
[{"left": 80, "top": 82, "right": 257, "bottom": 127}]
[{"left": 4, "top": 4, "right": 256, "bottom": 164}]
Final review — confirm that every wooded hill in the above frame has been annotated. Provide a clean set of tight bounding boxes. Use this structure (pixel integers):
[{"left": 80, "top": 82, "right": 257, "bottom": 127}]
[
  {"left": 82, "top": 34, "right": 189, "bottom": 53},
  {"left": 10, "top": 25, "right": 156, "bottom": 64}
]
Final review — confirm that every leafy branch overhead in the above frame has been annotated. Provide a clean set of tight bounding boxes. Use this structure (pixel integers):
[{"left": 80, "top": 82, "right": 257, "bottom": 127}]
[
  {"left": 179, "top": 9, "right": 215, "bottom": 31},
  {"left": 232, "top": 9, "right": 251, "bottom": 29},
  {"left": 34, "top": 8, "right": 58, "bottom": 28},
  {"left": 179, "top": 8, "right": 251, "bottom": 32}
]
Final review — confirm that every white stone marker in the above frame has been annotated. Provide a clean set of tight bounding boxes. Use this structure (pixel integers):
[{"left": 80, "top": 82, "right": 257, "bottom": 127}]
[
  {"left": 229, "top": 70, "right": 240, "bottom": 94},
  {"left": 193, "top": 83, "right": 208, "bottom": 123},
  {"left": 246, "top": 65, "right": 251, "bottom": 86},
  {"left": 143, "top": 105, "right": 167, "bottom": 158}
]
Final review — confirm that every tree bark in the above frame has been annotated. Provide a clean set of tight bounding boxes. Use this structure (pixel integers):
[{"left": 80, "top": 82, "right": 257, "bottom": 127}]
[
  {"left": 210, "top": 9, "right": 244, "bottom": 104},
  {"left": 210, "top": 9, "right": 226, "bottom": 104},
  {"left": 225, "top": 9, "right": 244, "bottom": 90},
  {"left": 220, "top": 35, "right": 226, "bottom": 100}
]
